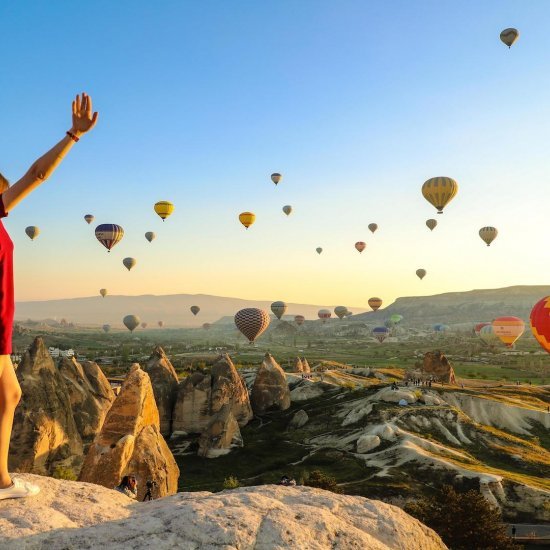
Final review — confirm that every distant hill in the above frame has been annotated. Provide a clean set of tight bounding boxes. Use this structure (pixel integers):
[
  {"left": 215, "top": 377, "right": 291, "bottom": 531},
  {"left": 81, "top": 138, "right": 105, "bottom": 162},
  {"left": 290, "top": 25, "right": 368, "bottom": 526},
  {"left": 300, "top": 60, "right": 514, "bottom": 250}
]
[
  {"left": 14, "top": 294, "right": 367, "bottom": 328},
  {"left": 352, "top": 286, "right": 550, "bottom": 326}
]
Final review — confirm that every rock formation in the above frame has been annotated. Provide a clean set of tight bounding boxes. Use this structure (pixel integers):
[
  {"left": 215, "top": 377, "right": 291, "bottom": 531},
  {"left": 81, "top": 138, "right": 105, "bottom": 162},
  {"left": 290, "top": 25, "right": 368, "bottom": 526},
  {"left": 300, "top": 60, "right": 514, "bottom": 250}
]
[
  {"left": 293, "top": 357, "right": 304, "bottom": 372},
  {"left": 172, "top": 353, "right": 252, "bottom": 434},
  {"left": 0, "top": 474, "right": 447, "bottom": 549},
  {"left": 421, "top": 351, "right": 456, "bottom": 384},
  {"left": 301, "top": 357, "right": 311, "bottom": 373},
  {"left": 250, "top": 353, "right": 291, "bottom": 414},
  {"left": 198, "top": 404, "right": 243, "bottom": 458},
  {"left": 357, "top": 434, "right": 381, "bottom": 453},
  {"left": 142, "top": 346, "right": 179, "bottom": 436},
  {"left": 79, "top": 364, "right": 179, "bottom": 501},
  {"left": 9, "top": 337, "right": 84, "bottom": 476},
  {"left": 288, "top": 409, "right": 309, "bottom": 429},
  {"left": 58, "top": 357, "right": 115, "bottom": 451}
]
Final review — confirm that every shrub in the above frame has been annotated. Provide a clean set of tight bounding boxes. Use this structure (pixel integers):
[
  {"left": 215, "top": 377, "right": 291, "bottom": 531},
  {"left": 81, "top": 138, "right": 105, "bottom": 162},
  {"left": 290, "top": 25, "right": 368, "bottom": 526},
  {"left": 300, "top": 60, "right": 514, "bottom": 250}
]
[
  {"left": 222, "top": 476, "right": 240, "bottom": 490},
  {"left": 304, "top": 470, "right": 341, "bottom": 494},
  {"left": 52, "top": 465, "right": 77, "bottom": 481}
]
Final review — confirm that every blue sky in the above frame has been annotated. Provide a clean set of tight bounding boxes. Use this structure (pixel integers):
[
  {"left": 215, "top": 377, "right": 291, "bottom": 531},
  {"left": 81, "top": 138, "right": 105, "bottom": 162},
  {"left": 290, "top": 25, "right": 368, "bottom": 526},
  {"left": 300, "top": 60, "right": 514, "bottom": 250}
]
[{"left": 1, "top": 1, "right": 549, "bottom": 311}]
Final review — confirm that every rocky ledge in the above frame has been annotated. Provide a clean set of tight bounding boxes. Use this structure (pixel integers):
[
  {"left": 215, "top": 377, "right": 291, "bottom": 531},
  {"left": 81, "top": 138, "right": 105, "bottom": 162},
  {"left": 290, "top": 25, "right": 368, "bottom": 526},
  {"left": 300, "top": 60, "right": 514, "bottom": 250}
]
[{"left": 0, "top": 474, "right": 446, "bottom": 549}]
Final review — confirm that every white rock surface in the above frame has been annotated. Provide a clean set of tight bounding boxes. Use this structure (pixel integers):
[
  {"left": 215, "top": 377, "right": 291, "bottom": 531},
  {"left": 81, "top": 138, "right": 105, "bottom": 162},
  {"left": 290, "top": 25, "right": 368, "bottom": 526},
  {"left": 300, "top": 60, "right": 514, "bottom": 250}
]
[
  {"left": 0, "top": 474, "right": 447, "bottom": 550},
  {"left": 357, "top": 434, "right": 381, "bottom": 453},
  {"left": 374, "top": 387, "right": 418, "bottom": 404},
  {"left": 290, "top": 382, "right": 325, "bottom": 401},
  {"left": 288, "top": 409, "right": 309, "bottom": 429}
]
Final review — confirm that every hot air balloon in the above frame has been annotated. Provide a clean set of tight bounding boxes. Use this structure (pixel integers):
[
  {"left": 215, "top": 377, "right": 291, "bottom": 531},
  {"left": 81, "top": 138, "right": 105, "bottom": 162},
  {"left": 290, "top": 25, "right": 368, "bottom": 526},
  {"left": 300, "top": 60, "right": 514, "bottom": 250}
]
[
  {"left": 190, "top": 305, "right": 200, "bottom": 316},
  {"left": 474, "top": 322, "right": 490, "bottom": 336},
  {"left": 390, "top": 314, "right": 403, "bottom": 324},
  {"left": 500, "top": 28, "right": 519, "bottom": 48},
  {"left": 368, "top": 223, "right": 378, "bottom": 233},
  {"left": 99, "top": 288, "right": 108, "bottom": 298},
  {"left": 294, "top": 315, "right": 305, "bottom": 326},
  {"left": 316, "top": 247, "right": 323, "bottom": 255},
  {"left": 271, "top": 173, "right": 282, "bottom": 185},
  {"left": 318, "top": 309, "right": 331, "bottom": 323},
  {"left": 433, "top": 323, "right": 449, "bottom": 332},
  {"left": 271, "top": 301, "right": 287, "bottom": 320},
  {"left": 368, "top": 297, "right": 383, "bottom": 311},
  {"left": 355, "top": 241, "right": 366, "bottom": 253},
  {"left": 422, "top": 177, "right": 458, "bottom": 214},
  {"left": 479, "top": 324, "right": 499, "bottom": 345},
  {"left": 479, "top": 227, "right": 498, "bottom": 247},
  {"left": 239, "top": 212, "right": 256, "bottom": 229},
  {"left": 123, "top": 314, "right": 140, "bottom": 332},
  {"left": 84, "top": 214, "right": 94, "bottom": 224},
  {"left": 530, "top": 297, "right": 550, "bottom": 353},
  {"left": 334, "top": 306, "right": 348, "bottom": 319},
  {"left": 373, "top": 326, "right": 390, "bottom": 343},
  {"left": 492, "top": 316, "right": 525, "bottom": 348},
  {"left": 145, "top": 231, "right": 156, "bottom": 243},
  {"left": 282, "top": 205, "right": 292, "bottom": 216},
  {"left": 234, "top": 308, "right": 270, "bottom": 343},
  {"left": 158, "top": 321, "right": 164, "bottom": 328},
  {"left": 154, "top": 201, "right": 174, "bottom": 221},
  {"left": 25, "top": 226, "right": 39, "bottom": 240},
  {"left": 426, "top": 219, "right": 437, "bottom": 231},
  {"left": 141, "top": 322, "right": 148, "bottom": 329},
  {"left": 416, "top": 269, "right": 427, "bottom": 280},
  {"left": 95, "top": 224, "right": 124, "bottom": 252},
  {"left": 202, "top": 322, "right": 211, "bottom": 330},
  {"left": 123, "top": 257, "right": 137, "bottom": 271},
  {"left": 102, "top": 324, "right": 111, "bottom": 333}
]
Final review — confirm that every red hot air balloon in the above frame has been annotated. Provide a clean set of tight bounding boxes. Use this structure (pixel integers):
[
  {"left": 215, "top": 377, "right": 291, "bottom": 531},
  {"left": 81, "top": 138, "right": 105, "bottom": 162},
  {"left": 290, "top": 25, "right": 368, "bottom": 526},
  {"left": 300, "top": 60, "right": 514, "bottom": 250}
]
[
  {"left": 318, "top": 309, "right": 331, "bottom": 323},
  {"left": 355, "top": 241, "right": 366, "bottom": 253},
  {"left": 530, "top": 297, "right": 550, "bottom": 353},
  {"left": 492, "top": 316, "right": 525, "bottom": 348},
  {"left": 474, "top": 322, "right": 491, "bottom": 336},
  {"left": 234, "top": 308, "right": 270, "bottom": 343}
]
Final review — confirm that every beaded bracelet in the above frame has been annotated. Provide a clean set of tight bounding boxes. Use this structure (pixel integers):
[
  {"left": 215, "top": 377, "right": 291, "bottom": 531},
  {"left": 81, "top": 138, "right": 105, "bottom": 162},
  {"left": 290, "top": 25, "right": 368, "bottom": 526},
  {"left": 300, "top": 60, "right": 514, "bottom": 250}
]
[{"left": 66, "top": 131, "right": 80, "bottom": 142}]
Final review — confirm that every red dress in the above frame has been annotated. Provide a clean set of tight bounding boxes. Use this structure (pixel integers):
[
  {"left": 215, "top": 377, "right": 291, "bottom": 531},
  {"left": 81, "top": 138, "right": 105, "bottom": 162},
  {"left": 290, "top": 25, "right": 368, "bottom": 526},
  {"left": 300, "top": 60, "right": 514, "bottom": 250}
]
[{"left": 0, "top": 195, "right": 13, "bottom": 354}]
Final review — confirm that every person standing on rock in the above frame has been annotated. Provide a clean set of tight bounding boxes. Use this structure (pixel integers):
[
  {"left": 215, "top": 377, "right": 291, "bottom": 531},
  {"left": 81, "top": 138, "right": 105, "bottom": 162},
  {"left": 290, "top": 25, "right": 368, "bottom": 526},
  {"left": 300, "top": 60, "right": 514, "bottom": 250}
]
[{"left": 0, "top": 93, "right": 98, "bottom": 500}]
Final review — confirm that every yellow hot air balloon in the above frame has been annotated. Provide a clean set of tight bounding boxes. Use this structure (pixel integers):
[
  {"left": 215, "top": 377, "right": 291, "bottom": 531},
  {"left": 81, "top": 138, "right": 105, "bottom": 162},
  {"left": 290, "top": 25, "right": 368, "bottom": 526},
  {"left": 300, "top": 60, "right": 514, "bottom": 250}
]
[
  {"left": 154, "top": 201, "right": 174, "bottom": 221},
  {"left": 99, "top": 288, "right": 108, "bottom": 298},
  {"left": 479, "top": 226, "right": 498, "bottom": 247},
  {"left": 422, "top": 177, "right": 458, "bottom": 214},
  {"left": 239, "top": 212, "right": 256, "bottom": 229},
  {"left": 271, "top": 173, "right": 282, "bottom": 185},
  {"left": 368, "top": 297, "right": 383, "bottom": 311},
  {"left": 123, "top": 257, "right": 137, "bottom": 271},
  {"left": 492, "top": 316, "right": 524, "bottom": 348},
  {"left": 426, "top": 219, "right": 437, "bottom": 231},
  {"left": 500, "top": 28, "right": 519, "bottom": 48}
]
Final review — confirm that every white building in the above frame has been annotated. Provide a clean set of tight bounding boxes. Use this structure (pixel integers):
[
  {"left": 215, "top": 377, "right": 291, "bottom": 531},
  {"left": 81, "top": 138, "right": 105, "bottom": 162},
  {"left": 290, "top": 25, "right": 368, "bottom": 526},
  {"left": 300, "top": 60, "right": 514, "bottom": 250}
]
[{"left": 48, "top": 347, "right": 75, "bottom": 358}]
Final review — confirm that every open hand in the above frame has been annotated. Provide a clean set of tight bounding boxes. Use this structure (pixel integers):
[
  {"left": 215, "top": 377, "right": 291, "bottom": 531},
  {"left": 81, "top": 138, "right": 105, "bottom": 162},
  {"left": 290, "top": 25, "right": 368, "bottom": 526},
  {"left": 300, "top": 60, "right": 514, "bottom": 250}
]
[{"left": 71, "top": 93, "right": 98, "bottom": 135}]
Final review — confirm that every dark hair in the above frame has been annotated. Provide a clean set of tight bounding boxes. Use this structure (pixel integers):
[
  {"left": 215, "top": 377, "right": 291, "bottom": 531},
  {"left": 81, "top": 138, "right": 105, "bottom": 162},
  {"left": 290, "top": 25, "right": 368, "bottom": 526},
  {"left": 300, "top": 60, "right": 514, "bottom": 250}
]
[
  {"left": 118, "top": 475, "right": 137, "bottom": 489},
  {"left": 0, "top": 173, "right": 8, "bottom": 193}
]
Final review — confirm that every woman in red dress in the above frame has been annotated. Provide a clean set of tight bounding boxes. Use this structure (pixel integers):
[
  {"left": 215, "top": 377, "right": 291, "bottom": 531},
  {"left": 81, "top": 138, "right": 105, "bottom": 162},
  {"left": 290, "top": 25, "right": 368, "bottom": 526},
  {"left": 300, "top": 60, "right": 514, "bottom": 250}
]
[{"left": 0, "top": 93, "right": 98, "bottom": 499}]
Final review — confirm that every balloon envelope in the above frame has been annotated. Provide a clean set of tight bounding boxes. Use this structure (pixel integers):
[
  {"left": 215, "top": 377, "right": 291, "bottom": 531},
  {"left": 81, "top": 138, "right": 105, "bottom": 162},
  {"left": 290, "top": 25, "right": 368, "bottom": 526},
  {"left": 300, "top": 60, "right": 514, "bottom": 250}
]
[
  {"left": 316, "top": 247, "right": 323, "bottom": 255},
  {"left": 84, "top": 214, "right": 94, "bottom": 224},
  {"left": 271, "top": 301, "right": 287, "bottom": 320},
  {"left": 373, "top": 326, "right": 390, "bottom": 343},
  {"left": 190, "top": 305, "right": 200, "bottom": 316},
  {"left": 500, "top": 28, "right": 519, "bottom": 48},
  {"left": 334, "top": 306, "right": 348, "bottom": 319},
  {"left": 158, "top": 321, "right": 164, "bottom": 328},
  {"left": 368, "top": 223, "right": 378, "bottom": 233},
  {"left": 154, "top": 201, "right": 174, "bottom": 221},
  {"left": 368, "top": 297, "right": 383, "bottom": 311},
  {"left": 282, "top": 205, "right": 292, "bottom": 216},
  {"left": 416, "top": 269, "right": 427, "bottom": 280},
  {"left": 95, "top": 224, "right": 124, "bottom": 251},
  {"left": 145, "top": 231, "right": 156, "bottom": 242},
  {"left": 25, "top": 226, "right": 40, "bottom": 240},
  {"left": 474, "top": 322, "right": 491, "bottom": 336},
  {"left": 99, "top": 288, "right": 107, "bottom": 298},
  {"left": 426, "top": 219, "right": 437, "bottom": 231},
  {"left": 123, "top": 314, "right": 140, "bottom": 332},
  {"left": 318, "top": 309, "right": 331, "bottom": 323},
  {"left": 102, "top": 324, "right": 111, "bottom": 333},
  {"left": 271, "top": 173, "right": 282, "bottom": 185},
  {"left": 141, "top": 322, "right": 148, "bottom": 329},
  {"left": 355, "top": 241, "right": 366, "bottom": 253},
  {"left": 239, "top": 212, "right": 256, "bottom": 229},
  {"left": 234, "top": 308, "right": 270, "bottom": 343},
  {"left": 123, "top": 257, "right": 137, "bottom": 271},
  {"left": 422, "top": 177, "right": 458, "bottom": 214},
  {"left": 492, "top": 316, "right": 525, "bottom": 347},
  {"left": 530, "top": 297, "right": 550, "bottom": 353},
  {"left": 390, "top": 314, "right": 403, "bottom": 324},
  {"left": 479, "top": 324, "right": 498, "bottom": 345},
  {"left": 479, "top": 226, "right": 498, "bottom": 246},
  {"left": 202, "top": 323, "right": 211, "bottom": 330},
  {"left": 294, "top": 315, "right": 305, "bottom": 326}
]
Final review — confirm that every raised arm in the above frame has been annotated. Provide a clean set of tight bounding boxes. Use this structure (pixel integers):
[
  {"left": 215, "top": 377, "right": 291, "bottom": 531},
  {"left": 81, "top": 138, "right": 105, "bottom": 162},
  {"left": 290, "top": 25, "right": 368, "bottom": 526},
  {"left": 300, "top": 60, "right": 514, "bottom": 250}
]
[{"left": 2, "top": 93, "right": 98, "bottom": 212}]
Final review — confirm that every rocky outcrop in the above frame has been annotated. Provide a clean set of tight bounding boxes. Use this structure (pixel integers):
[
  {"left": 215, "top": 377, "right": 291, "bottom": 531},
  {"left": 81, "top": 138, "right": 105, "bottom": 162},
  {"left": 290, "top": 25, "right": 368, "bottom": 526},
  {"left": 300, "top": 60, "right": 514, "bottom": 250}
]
[
  {"left": 288, "top": 409, "right": 309, "bottom": 429},
  {"left": 250, "top": 353, "right": 291, "bottom": 414},
  {"left": 172, "top": 354, "right": 252, "bottom": 434},
  {"left": 301, "top": 357, "right": 311, "bottom": 373},
  {"left": 0, "top": 474, "right": 447, "bottom": 549},
  {"left": 293, "top": 357, "right": 304, "bottom": 372},
  {"left": 142, "top": 346, "right": 179, "bottom": 436},
  {"left": 9, "top": 337, "right": 84, "bottom": 476},
  {"left": 79, "top": 364, "right": 179, "bottom": 501},
  {"left": 357, "top": 434, "right": 381, "bottom": 453},
  {"left": 58, "top": 357, "right": 115, "bottom": 450},
  {"left": 198, "top": 404, "right": 243, "bottom": 458},
  {"left": 421, "top": 351, "right": 456, "bottom": 384}
]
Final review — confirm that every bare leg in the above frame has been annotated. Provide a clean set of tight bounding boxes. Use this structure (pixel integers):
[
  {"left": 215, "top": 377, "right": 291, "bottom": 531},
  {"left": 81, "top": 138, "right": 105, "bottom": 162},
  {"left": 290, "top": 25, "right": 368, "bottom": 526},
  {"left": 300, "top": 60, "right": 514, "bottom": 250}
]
[{"left": 0, "top": 355, "right": 21, "bottom": 488}]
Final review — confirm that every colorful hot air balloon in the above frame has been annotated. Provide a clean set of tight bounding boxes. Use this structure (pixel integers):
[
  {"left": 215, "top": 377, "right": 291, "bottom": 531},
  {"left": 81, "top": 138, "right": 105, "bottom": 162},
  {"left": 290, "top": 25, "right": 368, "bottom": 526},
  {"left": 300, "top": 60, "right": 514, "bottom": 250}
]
[
  {"left": 154, "top": 201, "right": 174, "bottom": 221},
  {"left": 479, "top": 227, "right": 498, "bottom": 247},
  {"left": 84, "top": 214, "right": 94, "bottom": 224},
  {"left": 190, "top": 305, "right": 200, "bottom": 316},
  {"left": 102, "top": 324, "right": 111, "bottom": 333},
  {"left": 202, "top": 322, "right": 211, "bottom": 330},
  {"left": 318, "top": 309, "right": 331, "bottom": 323},
  {"left": 500, "top": 28, "right": 519, "bottom": 48},
  {"left": 271, "top": 301, "right": 287, "bottom": 320},
  {"left": 416, "top": 269, "right": 427, "bottom": 280},
  {"left": 123, "top": 314, "right": 140, "bottom": 332},
  {"left": 334, "top": 306, "right": 348, "bottom": 319},
  {"left": 158, "top": 321, "right": 164, "bottom": 328},
  {"left": 368, "top": 223, "right": 378, "bottom": 233},
  {"left": 294, "top": 315, "right": 305, "bottom": 326},
  {"left": 479, "top": 324, "right": 499, "bottom": 345},
  {"left": 123, "top": 257, "right": 137, "bottom": 271},
  {"left": 234, "top": 308, "right": 270, "bottom": 343},
  {"left": 474, "top": 322, "right": 491, "bottom": 336},
  {"left": 99, "top": 288, "right": 108, "bottom": 298},
  {"left": 95, "top": 224, "right": 124, "bottom": 252},
  {"left": 355, "top": 241, "right": 366, "bottom": 253},
  {"left": 239, "top": 212, "right": 256, "bottom": 229},
  {"left": 316, "top": 247, "right": 323, "bottom": 255},
  {"left": 422, "top": 177, "right": 458, "bottom": 214},
  {"left": 373, "top": 326, "right": 390, "bottom": 343},
  {"left": 368, "top": 297, "right": 383, "bottom": 311},
  {"left": 141, "top": 322, "right": 148, "bottom": 329},
  {"left": 271, "top": 173, "right": 282, "bottom": 185},
  {"left": 426, "top": 219, "right": 437, "bottom": 231},
  {"left": 282, "top": 205, "right": 292, "bottom": 216},
  {"left": 492, "top": 316, "right": 525, "bottom": 348},
  {"left": 390, "top": 314, "right": 403, "bottom": 324},
  {"left": 530, "top": 297, "right": 550, "bottom": 353},
  {"left": 145, "top": 231, "right": 156, "bottom": 243},
  {"left": 25, "top": 226, "right": 40, "bottom": 240}
]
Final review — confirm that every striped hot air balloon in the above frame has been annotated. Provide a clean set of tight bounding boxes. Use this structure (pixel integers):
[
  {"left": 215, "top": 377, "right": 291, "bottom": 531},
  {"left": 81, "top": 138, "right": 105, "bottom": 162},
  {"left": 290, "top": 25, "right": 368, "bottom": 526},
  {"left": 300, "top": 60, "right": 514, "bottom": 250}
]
[
  {"left": 271, "top": 301, "right": 287, "bottom": 320},
  {"left": 123, "top": 314, "right": 140, "bottom": 332},
  {"left": 530, "top": 297, "right": 550, "bottom": 353},
  {"left": 422, "top": 177, "right": 458, "bottom": 214},
  {"left": 234, "top": 308, "right": 270, "bottom": 343},
  {"left": 95, "top": 224, "right": 124, "bottom": 252},
  {"left": 318, "top": 309, "right": 331, "bottom": 323},
  {"left": 84, "top": 214, "right": 94, "bottom": 224},
  {"left": 123, "top": 257, "right": 137, "bottom": 271},
  {"left": 492, "top": 316, "right": 525, "bottom": 348},
  {"left": 355, "top": 241, "right": 366, "bottom": 253},
  {"left": 294, "top": 315, "right": 305, "bottom": 326},
  {"left": 373, "top": 326, "right": 390, "bottom": 343},
  {"left": 368, "top": 297, "right": 383, "bottom": 311},
  {"left": 474, "top": 322, "right": 490, "bottom": 336},
  {"left": 154, "top": 201, "right": 174, "bottom": 221},
  {"left": 368, "top": 223, "right": 378, "bottom": 233},
  {"left": 500, "top": 28, "right": 519, "bottom": 48},
  {"left": 479, "top": 227, "right": 498, "bottom": 246}
]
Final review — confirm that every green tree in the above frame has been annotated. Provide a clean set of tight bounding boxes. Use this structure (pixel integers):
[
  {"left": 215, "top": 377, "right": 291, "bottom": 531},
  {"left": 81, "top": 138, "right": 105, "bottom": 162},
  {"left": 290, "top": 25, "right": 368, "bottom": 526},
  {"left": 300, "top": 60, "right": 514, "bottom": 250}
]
[
  {"left": 222, "top": 476, "right": 240, "bottom": 490},
  {"left": 304, "top": 470, "right": 341, "bottom": 494},
  {"left": 405, "top": 485, "right": 516, "bottom": 550}
]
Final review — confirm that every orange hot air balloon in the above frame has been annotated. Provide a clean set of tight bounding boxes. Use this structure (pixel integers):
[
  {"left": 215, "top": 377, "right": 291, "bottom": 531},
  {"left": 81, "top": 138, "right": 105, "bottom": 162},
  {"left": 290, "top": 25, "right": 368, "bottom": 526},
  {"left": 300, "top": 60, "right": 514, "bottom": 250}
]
[
  {"left": 355, "top": 241, "right": 366, "bottom": 253},
  {"left": 492, "top": 316, "right": 525, "bottom": 348},
  {"left": 239, "top": 212, "right": 256, "bottom": 229},
  {"left": 368, "top": 297, "right": 383, "bottom": 311},
  {"left": 235, "top": 308, "right": 270, "bottom": 343},
  {"left": 530, "top": 297, "right": 550, "bottom": 353}
]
